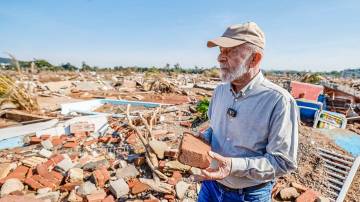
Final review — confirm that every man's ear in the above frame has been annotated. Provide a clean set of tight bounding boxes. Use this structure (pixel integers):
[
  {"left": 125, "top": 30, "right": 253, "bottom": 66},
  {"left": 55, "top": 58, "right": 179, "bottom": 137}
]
[{"left": 249, "top": 52, "right": 262, "bottom": 68}]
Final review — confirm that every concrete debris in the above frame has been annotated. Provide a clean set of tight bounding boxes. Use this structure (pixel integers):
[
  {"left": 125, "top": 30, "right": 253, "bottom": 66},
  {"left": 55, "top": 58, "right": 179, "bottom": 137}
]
[
  {"left": 0, "top": 178, "right": 24, "bottom": 197},
  {"left": 77, "top": 181, "right": 97, "bottom": 196},
  {"left": 38, "top": 148, "right": 52, "bottom": 158},
  {"left": 176, "top": 181, "right": 190, "bottom": 199},
  {"left": 115, "top": 164, "right": 139, "bottom": 179},
  {"left": 109, "top": 178, "right": 129, "bottom": 198},
  {"left": 279, "top": 187, "right": 300, "bottom": 200},
  {"left": 148, "top": 139, "right": 168, "bottom": 159},
  {"left": 0, "top": 71, "right": 358, "bottom": 201}
]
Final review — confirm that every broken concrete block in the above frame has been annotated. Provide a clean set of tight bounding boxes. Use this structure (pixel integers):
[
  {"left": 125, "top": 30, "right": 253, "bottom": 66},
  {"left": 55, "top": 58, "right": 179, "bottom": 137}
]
[
  {"left": 38, "top": 148, "right": 52, "bottom": 158},
  {"left": 35, "top": 191, "right": 60, "bottom": 202},
  {"left": 176, "top": 181, "right": 190, "bottom": 199},
  {"left": 0, "top": 178, "right": 24, "bottom": 197},
  {"left": 77, "top": 181, "right": 97, "bottom": 196},
  {"left": 280, "top": 187, "right": 300, "bottom": 201},
  {"left": 116, "top": 164, "right": 139, "bottom": 179},
  {"left": 41, "top": 139, "right": 53, "bottom": 150},
  {"left": 68, "top": 168, "right": 84, "bottom": 182},
  {"left": 83, "top": 159, "right": 109, "bottom": 171},
  {"left": 37, "top": 187, "right": 51, "bottom": 194},
  {"left": 149, "top": 140, "right": 168, "bottom": 159},
  {"left": 164, "top": 160, "right": 191, "bottom": 172},
  {"left": 178, "top": 133, "right": 211, "bottom": 169},
  {"left": 21, "top": 156, "right": 47, "bottom": 167},
  {"left": 55, "top": 157, "right": 74, "bottom": 173},
  {"left": 109, "top": 178, "right": 129, "bottom": 198},
  {"left": 70, "top": 122, "right": 95, "bottom": 134},
  {"left": 0, "top": 163, "right": 12, "bottom": 179}
]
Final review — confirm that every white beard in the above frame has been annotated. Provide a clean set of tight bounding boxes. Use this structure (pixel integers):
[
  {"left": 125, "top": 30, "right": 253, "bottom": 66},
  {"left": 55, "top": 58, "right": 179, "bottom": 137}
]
[{"left": 220, "top": 59, "right": 249, "bottom": 83}]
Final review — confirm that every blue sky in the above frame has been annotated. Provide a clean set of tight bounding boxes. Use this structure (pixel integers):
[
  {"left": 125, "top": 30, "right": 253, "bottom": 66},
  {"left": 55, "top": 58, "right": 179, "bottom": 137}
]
[{"left": 0, "top": 0, "right": 359, "bottom": 71}]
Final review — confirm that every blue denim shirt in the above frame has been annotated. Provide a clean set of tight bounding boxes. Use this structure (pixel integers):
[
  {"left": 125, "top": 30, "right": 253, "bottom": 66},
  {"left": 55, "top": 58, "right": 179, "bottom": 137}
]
[{"left": 203, "top": 72, "right": 299, "bottom": 189}]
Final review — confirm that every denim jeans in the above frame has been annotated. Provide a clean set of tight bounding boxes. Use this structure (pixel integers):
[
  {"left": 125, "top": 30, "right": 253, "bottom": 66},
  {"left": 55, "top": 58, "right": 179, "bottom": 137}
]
[{"left": 198, "top": 180, "right": 273, "bottom": 202}]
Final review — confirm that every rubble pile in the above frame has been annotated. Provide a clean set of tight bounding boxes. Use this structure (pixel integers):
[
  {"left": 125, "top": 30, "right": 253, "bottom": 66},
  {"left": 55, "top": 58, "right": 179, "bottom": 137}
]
[
  {"left": 0, "top": 70, "right": 359, "bottom": 201},
  {"left": 0, "top": 105, "right": 207, "bottom": 201}
]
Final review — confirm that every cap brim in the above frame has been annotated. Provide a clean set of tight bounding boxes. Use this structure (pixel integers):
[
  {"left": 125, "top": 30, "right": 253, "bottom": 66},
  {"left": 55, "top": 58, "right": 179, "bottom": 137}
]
[{"left": 207, "top": 37, "right": 246, "bottom": 48}]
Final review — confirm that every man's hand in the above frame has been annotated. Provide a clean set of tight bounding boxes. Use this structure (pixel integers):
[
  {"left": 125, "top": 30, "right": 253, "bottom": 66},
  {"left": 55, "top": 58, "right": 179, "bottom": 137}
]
[{"left": 193, "top": 151, "right": 232, "bottom": 181}]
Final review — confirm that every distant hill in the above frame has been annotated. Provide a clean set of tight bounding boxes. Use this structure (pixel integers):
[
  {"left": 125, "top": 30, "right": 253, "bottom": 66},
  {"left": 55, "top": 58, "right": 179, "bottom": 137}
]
[{"left": 0, "top": 57, "right": 11, "bottom": 64}]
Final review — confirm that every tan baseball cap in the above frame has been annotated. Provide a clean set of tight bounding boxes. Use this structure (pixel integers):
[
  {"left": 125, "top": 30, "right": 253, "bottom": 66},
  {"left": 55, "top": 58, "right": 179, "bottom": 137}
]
[{"left": 207, "top": 22, "right": 265, "bottom": 49}]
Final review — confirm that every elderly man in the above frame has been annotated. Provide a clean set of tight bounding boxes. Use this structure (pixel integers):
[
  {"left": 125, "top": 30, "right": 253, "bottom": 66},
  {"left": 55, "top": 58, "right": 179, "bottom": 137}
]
[{"left": 196, "top": 22, "right": 298, "bottom": 202}]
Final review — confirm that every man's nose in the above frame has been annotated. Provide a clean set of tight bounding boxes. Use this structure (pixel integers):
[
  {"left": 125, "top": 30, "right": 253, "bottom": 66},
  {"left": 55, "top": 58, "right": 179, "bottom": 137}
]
[{"left": 218, "top": 54, "right": 227, "bottom": 63}]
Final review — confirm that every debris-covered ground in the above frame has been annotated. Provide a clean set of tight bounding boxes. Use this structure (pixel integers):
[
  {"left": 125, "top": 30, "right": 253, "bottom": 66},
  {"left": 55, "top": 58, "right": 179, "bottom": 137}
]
[{"left": 0, "top": 70, "right": 359, "bottom": 202}]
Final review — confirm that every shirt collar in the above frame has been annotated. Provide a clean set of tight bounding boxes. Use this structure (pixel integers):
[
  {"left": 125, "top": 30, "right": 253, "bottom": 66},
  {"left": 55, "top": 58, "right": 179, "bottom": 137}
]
[{"left": 228, "top": 71, "right": 264, "bottom": 97}]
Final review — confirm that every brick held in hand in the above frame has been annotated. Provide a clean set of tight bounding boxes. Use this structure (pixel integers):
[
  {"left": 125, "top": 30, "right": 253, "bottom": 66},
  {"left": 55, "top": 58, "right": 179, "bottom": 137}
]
[{"left": 178, "top": 132, "right": 211, "bottom": 169}]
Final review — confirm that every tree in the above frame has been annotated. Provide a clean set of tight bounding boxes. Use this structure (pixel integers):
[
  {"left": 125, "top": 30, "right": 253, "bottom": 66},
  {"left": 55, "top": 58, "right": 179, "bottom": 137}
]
[
  {"left": 61, "top": 63, "right": 78, "bottom": 71},
  {"left": 34, "top": 59, "right": 53, "bottom": 69}
]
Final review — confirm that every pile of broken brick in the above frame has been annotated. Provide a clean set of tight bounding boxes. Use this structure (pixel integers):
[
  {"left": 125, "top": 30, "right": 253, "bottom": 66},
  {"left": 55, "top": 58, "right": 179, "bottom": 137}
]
[
  {"left": 272, "top": 181, "right": 331, "bottom": 202},
  {"left": 0, "top": 109, "right": 212, "bottom": 202},
  {"left": 0, "top": 105, "right": 335, "bottom": 202}
]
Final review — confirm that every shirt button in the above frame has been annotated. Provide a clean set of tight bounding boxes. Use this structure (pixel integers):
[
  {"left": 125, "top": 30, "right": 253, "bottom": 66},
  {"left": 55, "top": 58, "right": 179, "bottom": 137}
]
[
  {"left": 226, "top": 137, "right": 230, "bottom": 141},
  {"left": 234, "top": 99, "right": 238, "bottom": 102}
]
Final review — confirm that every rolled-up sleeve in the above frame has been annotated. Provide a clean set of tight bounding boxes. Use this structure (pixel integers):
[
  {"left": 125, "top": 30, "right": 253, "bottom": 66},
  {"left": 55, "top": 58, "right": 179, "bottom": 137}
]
[{"left": 230, "top": 96, "right": 299, "bottom": 181}]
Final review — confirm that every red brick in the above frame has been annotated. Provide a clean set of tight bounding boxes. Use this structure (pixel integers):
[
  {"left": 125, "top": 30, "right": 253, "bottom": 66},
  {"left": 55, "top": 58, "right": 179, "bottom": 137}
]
[
  {"left": 178, "top": 133, "right": 211, "bottom": 169},
  {"left": 131, "top": 180, "right": 149, "bottom": 194},
  {"left": 36, "top": 164, "right": 51, "bottom": 178},
  {"left": 164, "top": 149, "right": 179, "bottom": 158},
  {"left": 125, "top": 132, "right": 139, "bottom": 145},
  {"left": 144, "top": 199, "right": 160, "bottom": 202},
  {"left": 43, "top": 160, "right": 55, "bottom": 170},
  {"left": 180, "top": 121, "right": 192, "bottom": 128},
  {"left": 102, "top": 195, "right": 115, "bottom": 202},
  {"left": 29, "top": 137, "right": 41, "bottom": 144},
  {"left": 7, "top": 166, "right": 29, "bottom": 180},
  {"left": 295, "top": 189, "right": 320, "bottom": 202},
  {"left": 51, "top": 138, "right": 62, "bottom": 146},
  {"left": 40, "top": 135, "right": 50, "bottom": 140},
  {"left": 87, "top": 190, "right": 107, "bottom": 202},
  {"left": 60, "top": 181, "right": 82, "bottom": 192},
  {"left": 50, "top": 154, "right": 64, "bottom": 164},
  {"left": 50, "top": 171, "right": 63, "bottom": 184},
  {"left": 83, "top": 139, "right": 97, "bottom": 146},
  {"left": 24, "top": 178, "right": 44, "bottom": 190},
  {"left": 74, "top": 132, "right": 87, "bottom": 138},
  {"left": 158, "top": 160, "right": 165, "bottom": 170},
  {"left": 168, "top": 171, "right": 182, "bottom": 185},
  {"left": 127, "top": 178, "right": 137, "bottom": 189},
  {"left": 26, "top": 168, "right": 34, "bottom": 179},
  {"left": 99, "top": 136, "right": 112, "bottom": 143},
  {"left": 63, "top": 142, "right": 77, "bottom": 148},
  {"left": 93, "top": 167, "right": 110, "bottom": 188},
  {"left": 60, "top": 135, "right": 68, "bottom": 141},
  {"left": 164, "top": 194, "right": 175, "bottom": 201},
  {"left": 32, "top": 175, "right": 57, "bottom": 190}
]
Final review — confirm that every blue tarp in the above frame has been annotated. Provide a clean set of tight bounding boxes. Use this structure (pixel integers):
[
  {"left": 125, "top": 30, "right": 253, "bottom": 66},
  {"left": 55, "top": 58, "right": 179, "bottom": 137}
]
[{"left": 317, "top": 128, "right": 360, "bottom": 156}]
